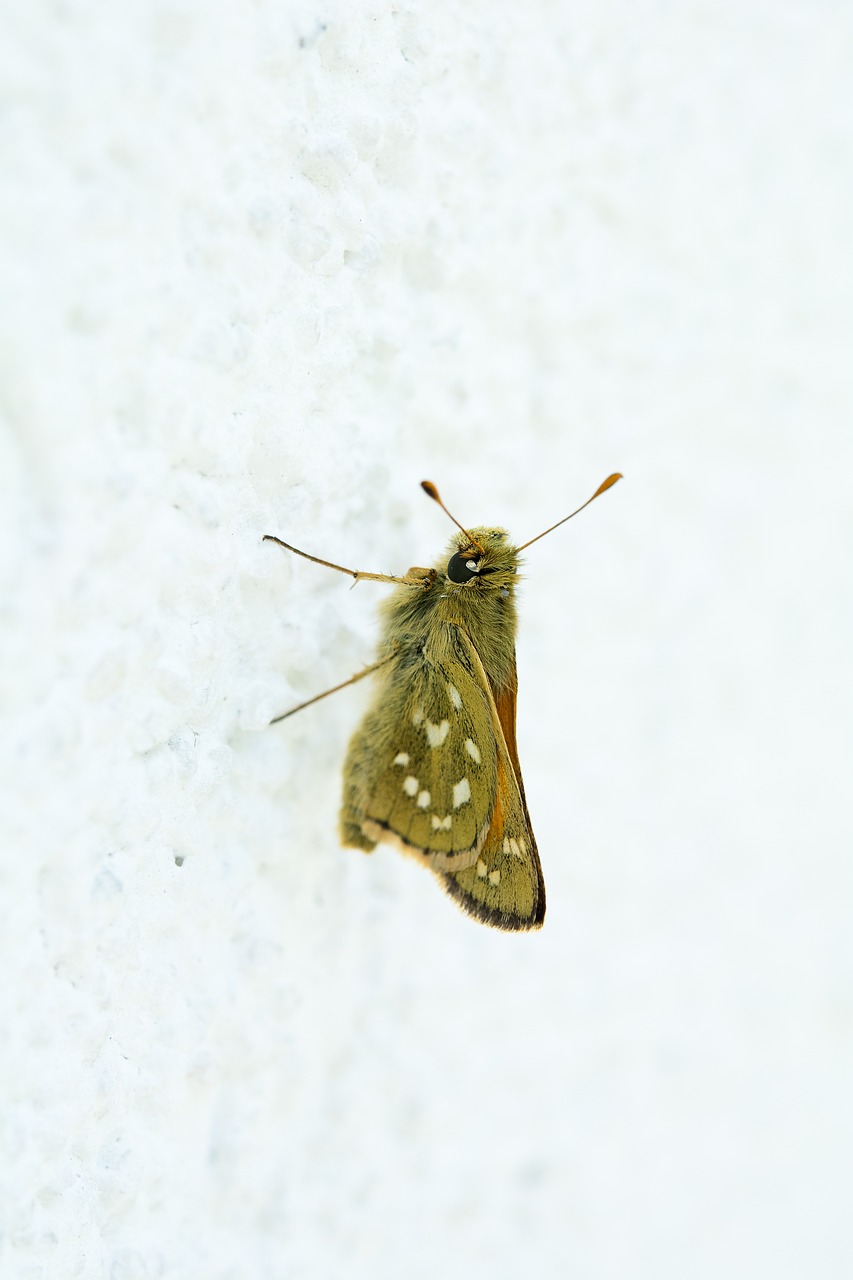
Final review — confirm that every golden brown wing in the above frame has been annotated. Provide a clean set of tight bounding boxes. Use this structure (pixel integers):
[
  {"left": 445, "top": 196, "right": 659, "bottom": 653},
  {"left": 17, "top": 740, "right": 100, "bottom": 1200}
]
[{"left": 439, "top": 629, "right": 545, "bottom": 931}]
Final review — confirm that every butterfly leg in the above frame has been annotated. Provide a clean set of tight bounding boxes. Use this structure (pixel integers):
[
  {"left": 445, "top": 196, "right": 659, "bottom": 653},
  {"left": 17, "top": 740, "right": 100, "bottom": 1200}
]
[
  {"left": 270, "top": 654, "right": 396, "bottom": 724},
  {"left": 263, "top": 535, "right": 435, "bottom": 588}
]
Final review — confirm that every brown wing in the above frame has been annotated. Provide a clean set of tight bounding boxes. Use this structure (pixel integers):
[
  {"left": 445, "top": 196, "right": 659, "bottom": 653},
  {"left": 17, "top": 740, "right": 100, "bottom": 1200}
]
[
  {"left": 340, "top": 634, "right": 498, "bottom": 869},
  {"left": 439, "top": 630, "right": 546, "bottom": 931}
]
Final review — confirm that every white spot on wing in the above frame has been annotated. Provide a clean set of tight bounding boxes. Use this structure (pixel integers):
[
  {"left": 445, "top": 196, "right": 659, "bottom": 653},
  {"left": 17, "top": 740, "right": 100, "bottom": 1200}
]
[
  {"left": 431, "top": 815, "right": 452, "bottom": 831},
  {"left": 464, "top": 738, "right": 481, "bottom": 764},
  {"left": 393, "top": 752, "right": 410, "bottom": 767},
  {"left": 476, "top": 858, "right": 488, "bottom": 878},
  {"left": 403, "top": 776, "right": 419, "bottom": 797},
  {"left": 425, "top": 719, "right": 450, "bottom": 747},
  {"left": 452, "top": 777, "right": 471, "bottom": 808},
  {"left": 488, "top": 869, "right": 501, "bottom": 886},
  {"left": 412, "top": 708, "right": 424, "bottom": 726},
  {"left": 417, "top": 790, "right": 431, "bottom": 809},
  {"left": 448, "top": 684, "right": 462, "bottom": 710}
]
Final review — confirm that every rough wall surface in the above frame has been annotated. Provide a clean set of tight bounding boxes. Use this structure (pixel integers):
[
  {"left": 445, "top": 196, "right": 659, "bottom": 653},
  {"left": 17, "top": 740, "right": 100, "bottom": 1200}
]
[{"left": 2, "top": 2, "right": 851, "bottom": 1277}]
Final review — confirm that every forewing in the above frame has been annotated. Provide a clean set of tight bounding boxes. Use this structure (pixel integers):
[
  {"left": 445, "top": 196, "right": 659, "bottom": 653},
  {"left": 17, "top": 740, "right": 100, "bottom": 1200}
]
[
  {"left": 439, "top": 633, "right": 546, "bottom": 931},
  {"left": 360, "top": 636, "right": 499, "bottom": 869}
]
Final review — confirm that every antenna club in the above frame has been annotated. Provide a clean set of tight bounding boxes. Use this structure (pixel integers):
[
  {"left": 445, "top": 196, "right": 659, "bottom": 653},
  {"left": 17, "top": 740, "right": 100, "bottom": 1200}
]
[
  {"left": 419, "top": 479, "right": 485, "bottom": 554},
  {"left": 515, "top": 470, "right": 623, "bottom": 552},
  {"left": 594, "top": 472, "right": 623, "bottom": 497}
]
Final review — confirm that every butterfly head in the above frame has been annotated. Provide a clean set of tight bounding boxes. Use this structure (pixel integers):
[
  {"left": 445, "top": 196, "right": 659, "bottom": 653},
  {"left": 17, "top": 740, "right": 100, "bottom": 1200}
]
[{"left": 442, "top": 528, "right": 520, "bottom": 595}]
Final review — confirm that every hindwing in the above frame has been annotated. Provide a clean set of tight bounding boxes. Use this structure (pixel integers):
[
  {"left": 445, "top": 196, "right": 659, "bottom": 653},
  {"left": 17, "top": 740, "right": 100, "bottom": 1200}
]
[
  {"left": 340, "top": 625, "right": 545, "bottom": 930},
  {"left": 342, "top": 629, "right": 499, "bottom": 869}
]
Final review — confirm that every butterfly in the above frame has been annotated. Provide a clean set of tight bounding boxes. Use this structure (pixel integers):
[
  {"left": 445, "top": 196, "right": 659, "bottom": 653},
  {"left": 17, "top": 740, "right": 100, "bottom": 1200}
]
[{"left": 265, "top": 473, "right": 621, "bottom": 931}]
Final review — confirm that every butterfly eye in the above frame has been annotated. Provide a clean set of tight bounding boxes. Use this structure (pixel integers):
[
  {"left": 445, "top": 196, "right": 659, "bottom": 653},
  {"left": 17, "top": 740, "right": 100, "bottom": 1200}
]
[{"left": 446, "top": 551, "right": 481, "bottom": 583}]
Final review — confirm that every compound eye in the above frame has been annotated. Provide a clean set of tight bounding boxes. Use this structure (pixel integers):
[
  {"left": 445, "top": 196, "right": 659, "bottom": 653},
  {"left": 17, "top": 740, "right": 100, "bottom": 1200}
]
[{"left": 446, "top": 551, "right": 481, "bottom": 583}]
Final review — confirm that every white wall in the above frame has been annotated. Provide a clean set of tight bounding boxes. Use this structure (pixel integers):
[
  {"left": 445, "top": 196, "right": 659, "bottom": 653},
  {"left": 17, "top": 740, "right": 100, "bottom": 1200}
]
[{"left": 2, "top": 2, "right": 851, "bottom": 1277}]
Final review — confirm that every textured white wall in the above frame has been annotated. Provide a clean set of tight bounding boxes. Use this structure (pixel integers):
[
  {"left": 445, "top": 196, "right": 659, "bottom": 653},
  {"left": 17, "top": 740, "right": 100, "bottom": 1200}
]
[{"left": 2, "top": 2, "right": 851, "bottom": 1277}]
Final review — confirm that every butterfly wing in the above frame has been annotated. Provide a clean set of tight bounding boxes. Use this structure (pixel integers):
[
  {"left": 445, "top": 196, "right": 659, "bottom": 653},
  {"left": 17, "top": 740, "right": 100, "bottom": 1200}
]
[
  {"left": 340, "top": 634, "right": 500, "bottom": 870},
  {"left": 439, "top": 629, "right": 546, "bottom": 931},
  {"left": 341, "top": 625, "right": 545, "bottom": 930}
]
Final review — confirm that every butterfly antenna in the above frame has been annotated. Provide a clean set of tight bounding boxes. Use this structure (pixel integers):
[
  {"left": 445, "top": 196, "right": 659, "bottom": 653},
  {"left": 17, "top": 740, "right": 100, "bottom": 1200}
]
[
  {"left": 421, "top": 481, "right": 486, "bottom": 554},
  {"left": 516, "top": 473, "right": 623, "bottom": 552}
]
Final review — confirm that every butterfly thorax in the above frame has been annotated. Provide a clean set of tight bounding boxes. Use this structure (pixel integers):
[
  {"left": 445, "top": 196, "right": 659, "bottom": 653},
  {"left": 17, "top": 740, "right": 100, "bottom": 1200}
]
[{"left": 378, "top": 527, "right": 521, "bottom": 694}]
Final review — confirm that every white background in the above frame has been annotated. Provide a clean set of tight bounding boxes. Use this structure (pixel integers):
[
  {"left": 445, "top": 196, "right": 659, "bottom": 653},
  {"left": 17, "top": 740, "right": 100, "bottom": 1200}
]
[{"left": 2, "top": 2, "right": 851, "bottom": 1277}]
